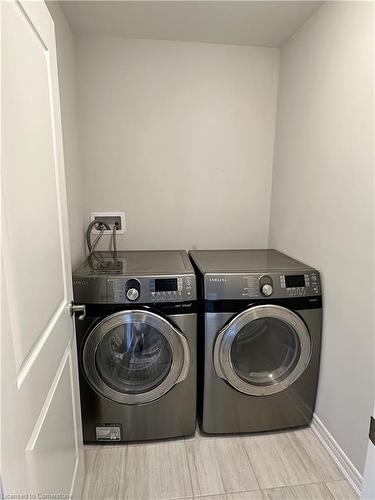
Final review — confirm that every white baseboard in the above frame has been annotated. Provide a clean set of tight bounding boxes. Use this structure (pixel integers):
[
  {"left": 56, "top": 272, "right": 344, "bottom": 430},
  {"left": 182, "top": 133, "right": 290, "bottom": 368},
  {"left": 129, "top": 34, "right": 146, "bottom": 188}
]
[{"left": 311, "top": 414, "right": 363, "bottom": 495}]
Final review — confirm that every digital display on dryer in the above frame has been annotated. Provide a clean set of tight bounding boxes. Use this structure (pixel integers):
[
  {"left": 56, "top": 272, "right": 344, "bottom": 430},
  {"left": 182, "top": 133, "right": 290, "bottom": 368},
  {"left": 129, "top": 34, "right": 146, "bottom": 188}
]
[
  {"left": 155, "top": 278, "right": 178, "bottom": 292},
  {"left": 285, "top": 275, "right": 305, "bottom": 288}
]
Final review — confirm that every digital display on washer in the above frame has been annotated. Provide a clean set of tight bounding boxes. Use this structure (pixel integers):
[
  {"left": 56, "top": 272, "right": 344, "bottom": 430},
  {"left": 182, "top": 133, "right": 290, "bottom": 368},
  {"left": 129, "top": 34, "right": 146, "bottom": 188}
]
[
  {"left": 155, "top": 278, "right": 178, "bottom": 292},
  {"left": 285, "top": 275, "right": 305, "bottom": 288}
]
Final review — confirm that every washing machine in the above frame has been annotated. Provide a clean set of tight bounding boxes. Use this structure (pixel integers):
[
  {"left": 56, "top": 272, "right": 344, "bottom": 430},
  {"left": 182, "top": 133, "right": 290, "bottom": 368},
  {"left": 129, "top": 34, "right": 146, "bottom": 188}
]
[
  {"left": 72, "top": 250, "right": 197, "bottom": 443},
  {"left": 189, "top": 249, "right": 322, "bottom": 434}
]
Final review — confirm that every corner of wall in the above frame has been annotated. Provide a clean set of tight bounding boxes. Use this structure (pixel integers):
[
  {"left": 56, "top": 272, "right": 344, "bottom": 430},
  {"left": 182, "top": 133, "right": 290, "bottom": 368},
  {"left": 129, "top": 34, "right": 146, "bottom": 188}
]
[
  {"left": 46, "top": 1, "right": 87, "bottom": 270},
  {"left": 267, "top": 46, "right": 281, "bottom": 250}
]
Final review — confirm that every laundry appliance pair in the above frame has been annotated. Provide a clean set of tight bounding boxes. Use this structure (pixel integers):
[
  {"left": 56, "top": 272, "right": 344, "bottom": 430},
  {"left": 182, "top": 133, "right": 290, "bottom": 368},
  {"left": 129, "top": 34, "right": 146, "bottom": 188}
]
[{"left": 72, "top": 249, "right": 322, "bottom": 443}]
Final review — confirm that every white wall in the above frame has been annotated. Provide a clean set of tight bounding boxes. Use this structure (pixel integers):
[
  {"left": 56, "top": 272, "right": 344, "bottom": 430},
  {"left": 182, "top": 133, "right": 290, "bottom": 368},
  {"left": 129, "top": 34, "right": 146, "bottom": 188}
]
[
  {"left": 76, "top": 37, "right": 279, "bottom": 250},
  {"left": 46, "top": 2, "right": 86, "bottom": 269},
  {"left": 269, "top": 1, "right": 374, "bottom": 474}
]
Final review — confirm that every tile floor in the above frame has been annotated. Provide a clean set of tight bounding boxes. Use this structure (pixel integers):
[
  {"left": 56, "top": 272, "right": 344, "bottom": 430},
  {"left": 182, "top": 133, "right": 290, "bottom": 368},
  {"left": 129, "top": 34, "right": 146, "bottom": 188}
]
[{"left": 82, "top": 427, "right": 359, "bottom": 500}]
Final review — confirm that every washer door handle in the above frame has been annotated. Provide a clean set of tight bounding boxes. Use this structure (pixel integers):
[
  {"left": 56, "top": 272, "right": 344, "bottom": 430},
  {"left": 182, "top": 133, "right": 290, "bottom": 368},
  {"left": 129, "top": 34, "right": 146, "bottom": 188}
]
[
  {"left": 70, "top": 302, "right": 86, "bottom": 320},
  {"left": 213, "top": 328, "right": 227, "bottom": 380},
  {"left": 175, "top": 331, "right": 190, "bottom": 384}
]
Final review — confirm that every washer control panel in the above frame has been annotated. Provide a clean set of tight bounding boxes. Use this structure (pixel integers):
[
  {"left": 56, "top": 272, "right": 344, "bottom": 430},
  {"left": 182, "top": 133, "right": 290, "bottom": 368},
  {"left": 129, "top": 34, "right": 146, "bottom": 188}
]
[
  {"left": 106, "top": 274, "right": 196, "bottom": 303},
  {"left": 204, "top": 270, "right": 321, "bottom": 300},
  {"left": 280, "top": 272, "right": 320, "bottom": 297},
  {"left": 149, "top": 276, "right": 194, "bottom": 302}
]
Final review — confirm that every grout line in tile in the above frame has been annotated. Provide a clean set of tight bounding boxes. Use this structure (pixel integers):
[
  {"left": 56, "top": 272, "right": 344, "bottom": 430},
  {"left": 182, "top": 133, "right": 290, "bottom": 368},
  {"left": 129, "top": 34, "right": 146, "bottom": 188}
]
[
  {"left": 181, "top": 480, "right": 341, "bottom": 500},
  {"left": 182, "top": 437, "right": 196, "bottom": 499},
  {"left": 242, "top": 437, "right": 265, "bottom": 490},
  {"left": 191, "top": 494, "right": 227, "bottom": 499},
  {"left": 325, "top": 478, "right": 353, "bottom": 483},
  {"left": 325, "top": 485, "right": 337, "bottom": 500},
  {"left": 237, "top": 437, "right": 262, "bottom": 492},
  {"left": 261, "top": 480, "right": 337, "bottom": 496},
  {"left": 118, "top": 443, "right": 127, "bottom": 500},
  {"left": 325, "top": 479, "right": 360, "bottom": 499}
]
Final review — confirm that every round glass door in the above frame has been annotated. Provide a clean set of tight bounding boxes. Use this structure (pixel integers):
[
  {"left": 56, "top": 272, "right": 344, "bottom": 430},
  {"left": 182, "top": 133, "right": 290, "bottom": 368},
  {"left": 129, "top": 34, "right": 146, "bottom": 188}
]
[
  {"left": 96, "top": 322, "right": 172, "bottom": 394},
  {"left": 214, "top": 305, "right": 311, "bottom": 396},
  {"left": 83, "top": 310, "right": 190, "bottom": 404}
]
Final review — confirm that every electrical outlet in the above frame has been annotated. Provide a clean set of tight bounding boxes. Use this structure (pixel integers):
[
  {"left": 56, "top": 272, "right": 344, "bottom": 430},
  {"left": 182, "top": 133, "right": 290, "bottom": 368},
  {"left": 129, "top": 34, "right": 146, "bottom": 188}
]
[
  {"left": 94, "top": 215, "right": 121, "bottom": 230},
  {"left": 90, "top": 212, "right": 126, "bottom": 234}
]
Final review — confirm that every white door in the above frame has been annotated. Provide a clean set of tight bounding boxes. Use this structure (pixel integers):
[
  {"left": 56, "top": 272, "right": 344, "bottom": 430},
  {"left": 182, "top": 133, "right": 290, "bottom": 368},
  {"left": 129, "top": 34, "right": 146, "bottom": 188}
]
[{"left": 1, "top": 1, "right": 84, "bottom": 498}]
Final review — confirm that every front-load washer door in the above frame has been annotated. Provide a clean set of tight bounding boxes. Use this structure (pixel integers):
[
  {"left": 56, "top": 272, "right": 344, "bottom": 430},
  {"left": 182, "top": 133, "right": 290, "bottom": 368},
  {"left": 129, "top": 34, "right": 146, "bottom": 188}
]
[
  {"left": 83, "top": 310, "right": 190, "bottom": 405},
  {"left": 213, "top": 305, "right": 311, "bottom": 396}
]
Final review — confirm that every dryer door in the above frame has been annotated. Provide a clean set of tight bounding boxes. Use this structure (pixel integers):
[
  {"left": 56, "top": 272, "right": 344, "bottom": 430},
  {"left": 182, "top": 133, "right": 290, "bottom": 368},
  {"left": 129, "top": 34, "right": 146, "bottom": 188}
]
[
  {"left": 83, "top": 310, "right": 190, "bottom": 404},
  {"left": 214, "top": 305, "right": 311, "bottom": 396}
]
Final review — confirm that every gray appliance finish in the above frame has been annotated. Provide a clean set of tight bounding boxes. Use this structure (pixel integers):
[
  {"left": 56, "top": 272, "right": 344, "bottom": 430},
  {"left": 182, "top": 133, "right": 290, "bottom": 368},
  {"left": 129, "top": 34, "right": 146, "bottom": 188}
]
[
  {"left": 189, "top": 249, "right": 322, "bottom": 435},
  {"left": 73, "top": 250, "right": 197, "bottom": 443}
]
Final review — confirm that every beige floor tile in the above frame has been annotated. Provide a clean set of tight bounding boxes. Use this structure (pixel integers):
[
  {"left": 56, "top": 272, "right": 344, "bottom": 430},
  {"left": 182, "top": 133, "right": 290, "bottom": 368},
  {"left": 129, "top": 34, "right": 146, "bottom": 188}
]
[
  {"left": 82, "top": 445, "right": 126, "bottom": 500},
  {"left": 243, "top": 429, "right": 343, "bottom": 489},
  {"left": 262, "top": 482, "right": 333, "bottom": 499},
  {"left": 186, "top": 436, "right": 259, "bottom": 497},
  {"left": 121, "top": 439, "right": 193, "bottom": 500},
  {"left": 81, "top": 429, "right": 347, "bottom": 500},
  {"left": 325, "top": 480, "right": 359, "bottom": 499}
]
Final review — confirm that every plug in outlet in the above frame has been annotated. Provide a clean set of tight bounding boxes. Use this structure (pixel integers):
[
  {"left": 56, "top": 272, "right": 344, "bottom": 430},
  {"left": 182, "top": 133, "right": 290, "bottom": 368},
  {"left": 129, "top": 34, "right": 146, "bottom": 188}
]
[{"left": 90, "top": 212, "right": 126, "bottom": 234}]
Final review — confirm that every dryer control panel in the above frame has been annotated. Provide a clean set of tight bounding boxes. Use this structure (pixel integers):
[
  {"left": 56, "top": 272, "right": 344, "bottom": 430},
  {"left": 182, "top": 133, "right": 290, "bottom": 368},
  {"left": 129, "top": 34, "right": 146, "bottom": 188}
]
[{"left": 204, "top": 270, "right": 321, "bottom": 301}]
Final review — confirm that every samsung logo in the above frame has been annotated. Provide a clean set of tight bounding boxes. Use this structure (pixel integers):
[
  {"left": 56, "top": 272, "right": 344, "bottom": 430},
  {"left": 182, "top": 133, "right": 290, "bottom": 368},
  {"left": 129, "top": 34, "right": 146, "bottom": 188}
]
[
  {"left": 73, "top": 280, "right": 89, "bottom": 286},
  {"left": 209, "top": 277, "right": 227, "bottom": 283}
]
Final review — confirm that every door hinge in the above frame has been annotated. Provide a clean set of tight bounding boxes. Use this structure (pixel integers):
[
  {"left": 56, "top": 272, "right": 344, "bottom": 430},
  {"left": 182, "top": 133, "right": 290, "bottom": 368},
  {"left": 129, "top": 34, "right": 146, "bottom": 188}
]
[{"left": 70, "top": 302, "right": 86, "bottom": 320}]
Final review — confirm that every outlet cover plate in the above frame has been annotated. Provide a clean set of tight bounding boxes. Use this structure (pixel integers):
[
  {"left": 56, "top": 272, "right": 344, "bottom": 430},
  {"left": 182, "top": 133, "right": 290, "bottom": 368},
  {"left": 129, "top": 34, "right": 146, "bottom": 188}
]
[{"left": 90, "top": 212, "right": 126, "bottom": 235}]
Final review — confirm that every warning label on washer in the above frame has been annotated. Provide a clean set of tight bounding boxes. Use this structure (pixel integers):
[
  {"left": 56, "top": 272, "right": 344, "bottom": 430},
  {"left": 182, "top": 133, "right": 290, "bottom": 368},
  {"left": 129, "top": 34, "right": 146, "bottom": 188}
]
[{"left": 96, "top": 425, "right": 122, "bottom": 441}]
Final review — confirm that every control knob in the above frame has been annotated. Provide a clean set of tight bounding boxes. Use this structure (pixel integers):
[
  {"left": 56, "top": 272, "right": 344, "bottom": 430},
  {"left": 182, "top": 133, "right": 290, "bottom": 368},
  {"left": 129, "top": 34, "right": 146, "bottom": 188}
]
[
  {"left": 261, "top": 284, "right": 273, "bottom": 297},
  {"left": 126, "top": 288, "right": 139, "bottom": 301}
]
